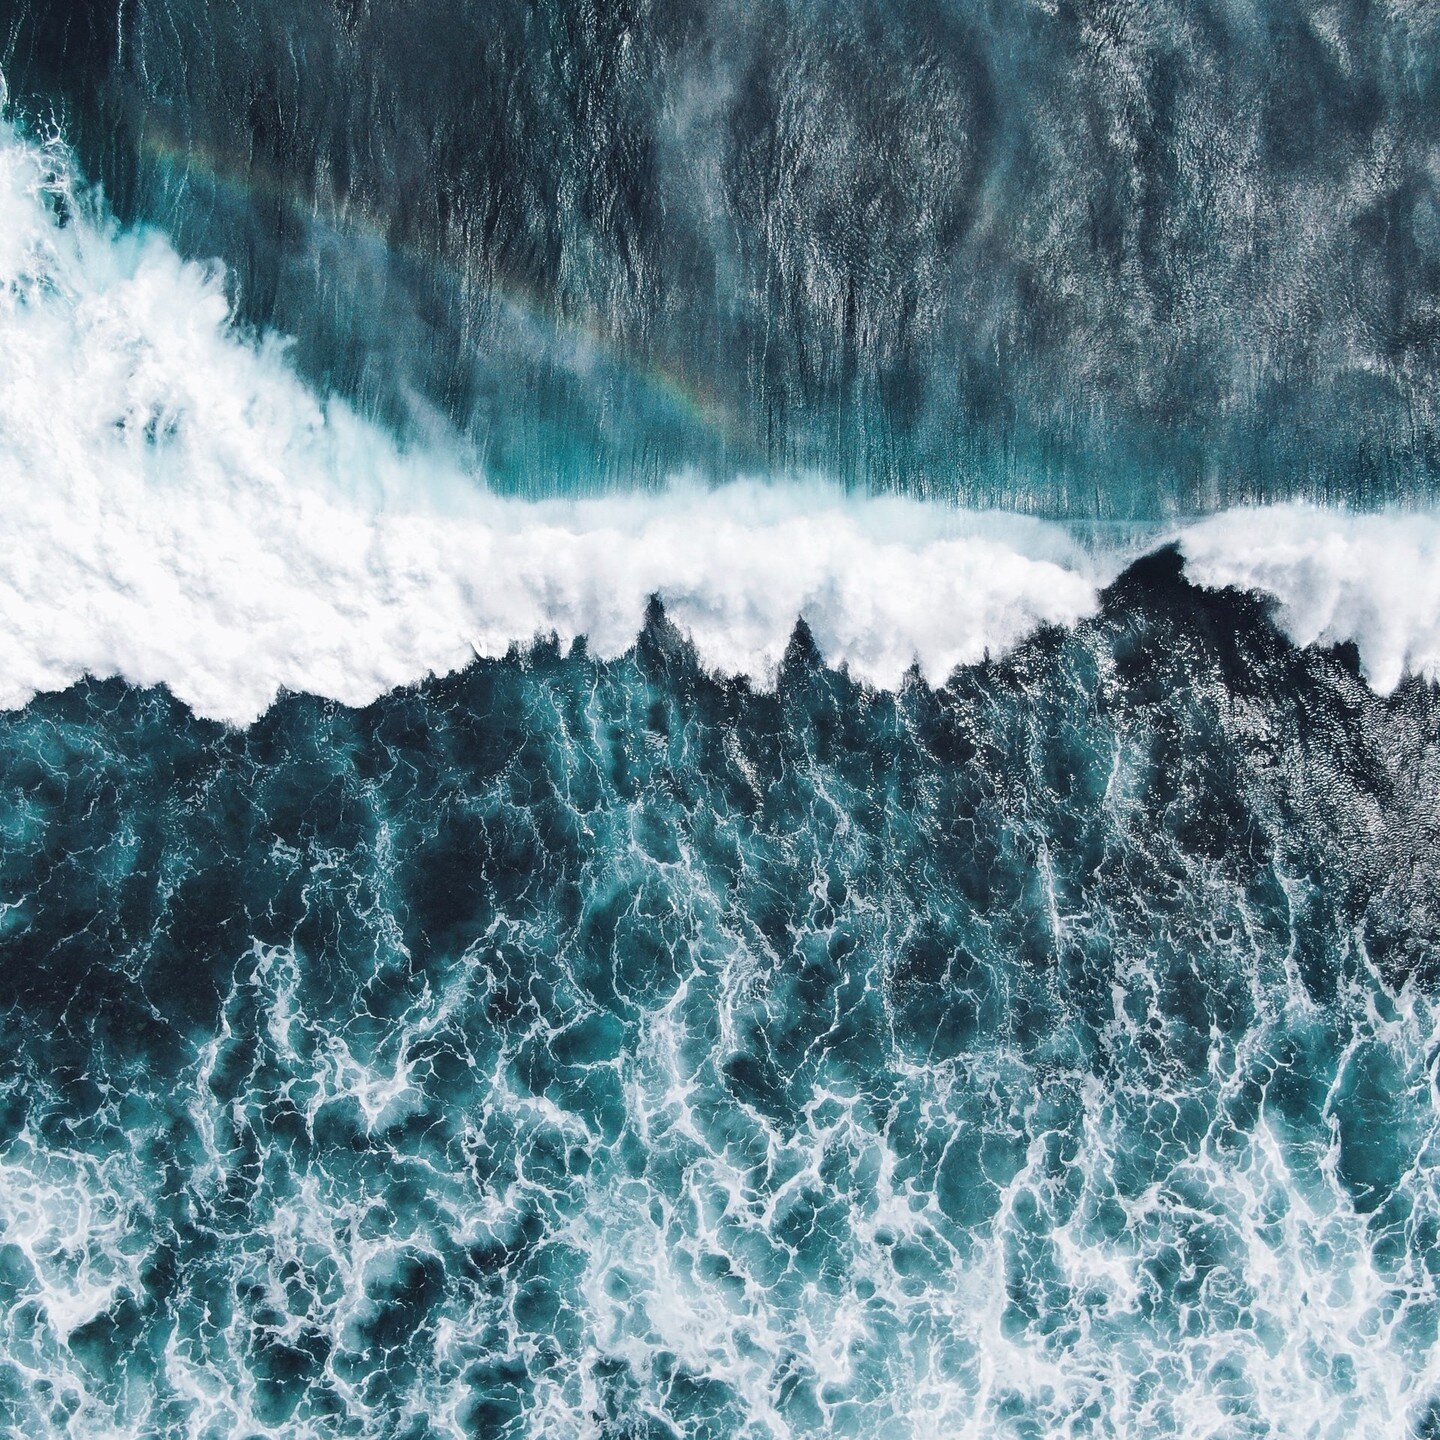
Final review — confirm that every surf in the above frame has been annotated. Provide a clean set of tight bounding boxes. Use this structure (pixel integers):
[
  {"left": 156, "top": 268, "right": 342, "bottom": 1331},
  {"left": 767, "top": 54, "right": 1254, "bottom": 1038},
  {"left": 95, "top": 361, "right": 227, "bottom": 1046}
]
[{"left": 0, "top": 113, "right": 1436, "bottom": 729}]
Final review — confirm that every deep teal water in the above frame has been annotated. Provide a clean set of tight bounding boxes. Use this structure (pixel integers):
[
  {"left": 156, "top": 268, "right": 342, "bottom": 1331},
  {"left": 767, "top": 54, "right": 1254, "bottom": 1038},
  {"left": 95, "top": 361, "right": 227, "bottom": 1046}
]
[
  {"left": 4, "top": 3, "right": 1440, "bottom": 1431},
  {"left": 7, "top": 0, "right": 1440, "bottom": 511},
  {"left": 3, "top": 556, "right": 1440, "bottom": 1437}
]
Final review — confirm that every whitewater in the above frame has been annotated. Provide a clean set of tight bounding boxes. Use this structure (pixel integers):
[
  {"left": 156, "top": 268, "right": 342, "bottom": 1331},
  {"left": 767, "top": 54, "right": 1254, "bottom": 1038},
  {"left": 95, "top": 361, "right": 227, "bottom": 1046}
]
[{"left": 1, "top": 115, "right": 1437, "bottom": 725}]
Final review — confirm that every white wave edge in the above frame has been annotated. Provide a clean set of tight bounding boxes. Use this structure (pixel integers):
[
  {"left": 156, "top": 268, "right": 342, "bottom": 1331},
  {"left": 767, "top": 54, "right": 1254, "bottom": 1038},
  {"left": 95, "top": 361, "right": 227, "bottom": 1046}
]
[
  {"left": 1, "top": 117, "right": 1437, "bottom": 727},
  {"left": 1179, "top": 505, "right": 1440, "bottom": 696}
]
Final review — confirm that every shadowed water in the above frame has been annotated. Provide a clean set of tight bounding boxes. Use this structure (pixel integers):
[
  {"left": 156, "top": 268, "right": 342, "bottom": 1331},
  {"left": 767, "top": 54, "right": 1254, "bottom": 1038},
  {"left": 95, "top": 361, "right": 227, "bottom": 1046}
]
[{"left": 4, "top": 0, "right": 1439, "bottom": 510}]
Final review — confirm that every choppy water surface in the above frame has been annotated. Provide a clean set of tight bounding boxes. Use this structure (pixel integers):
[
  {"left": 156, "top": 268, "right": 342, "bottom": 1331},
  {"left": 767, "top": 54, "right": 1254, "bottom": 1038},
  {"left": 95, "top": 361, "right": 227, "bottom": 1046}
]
[
  {"left": 5, "top": 3, "right": 1440, "bottom": 1436},
  {"left": 7, "top": 0, "right": 1440, "bottom": 510},
  {"left": 4, "top": 562, "right": 1440, "bottom": 1438}
]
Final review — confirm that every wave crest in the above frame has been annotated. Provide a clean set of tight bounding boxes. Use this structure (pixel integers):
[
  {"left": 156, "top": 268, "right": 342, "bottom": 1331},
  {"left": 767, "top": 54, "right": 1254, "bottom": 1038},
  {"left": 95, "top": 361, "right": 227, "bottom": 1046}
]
[{"left": 0, "top": 117, "right": 1436, "bottom": 725}]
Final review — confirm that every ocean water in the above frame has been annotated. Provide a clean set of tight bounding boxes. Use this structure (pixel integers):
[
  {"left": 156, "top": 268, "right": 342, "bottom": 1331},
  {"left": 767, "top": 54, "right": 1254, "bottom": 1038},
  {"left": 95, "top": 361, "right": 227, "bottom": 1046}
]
[
  {"left": 7, "top": 0, "right": 1440, "bottom": 511},
  {"left": 7, "top": 547, "right": 1440, "bottom": 1439},
  {"left": 3, "top": 4, "right": 1440, "bottom": 1437}
]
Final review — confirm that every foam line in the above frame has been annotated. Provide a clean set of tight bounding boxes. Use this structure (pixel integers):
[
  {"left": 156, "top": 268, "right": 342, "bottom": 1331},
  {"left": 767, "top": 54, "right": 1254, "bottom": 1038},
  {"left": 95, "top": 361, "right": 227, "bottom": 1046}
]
[
  {"left": 1180, "top": 506, "right": 1440, "bottom": 694},
  {"left": 0, "top": 118, "right": 1114, "bottom": 725},
  {"left": 1, "top": 115, "right": 1437, "bottom": 727}
]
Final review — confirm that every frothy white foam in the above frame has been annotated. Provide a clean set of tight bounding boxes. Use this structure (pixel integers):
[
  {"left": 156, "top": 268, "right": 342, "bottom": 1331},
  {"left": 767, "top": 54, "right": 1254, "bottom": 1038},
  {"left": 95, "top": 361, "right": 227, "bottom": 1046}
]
[
  {"left": 0, "top": 118, "right": 1115, "bottom": 725},
  {"left": 1181, "top": 505, "right": 1440, "bottom": 693},
  {"left": 2, "top": 115, "right": 1439, "bottom": 727}
]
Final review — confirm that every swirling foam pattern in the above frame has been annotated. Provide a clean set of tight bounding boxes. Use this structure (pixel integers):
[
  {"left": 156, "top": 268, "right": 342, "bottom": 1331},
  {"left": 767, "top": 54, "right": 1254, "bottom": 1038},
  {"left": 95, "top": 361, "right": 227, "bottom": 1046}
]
[{"left": 3, "top": 559, "right": 1440, "bottom": 1438}]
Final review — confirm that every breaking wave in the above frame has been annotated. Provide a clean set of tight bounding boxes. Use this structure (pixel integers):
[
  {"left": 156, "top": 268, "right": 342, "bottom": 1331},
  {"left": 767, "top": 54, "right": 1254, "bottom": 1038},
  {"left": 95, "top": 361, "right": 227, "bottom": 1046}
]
[{"left": 2, "top": 116, "right": 1437, "bottom": 727}]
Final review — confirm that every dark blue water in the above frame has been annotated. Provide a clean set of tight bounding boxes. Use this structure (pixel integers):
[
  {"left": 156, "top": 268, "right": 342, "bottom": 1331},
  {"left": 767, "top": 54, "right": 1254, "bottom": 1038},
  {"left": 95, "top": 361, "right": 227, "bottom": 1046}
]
[
  {"left": 5, "top": 0, "right": 1440, "bottom": 512},
  {"left": 4, "top": 3, "right": 1440, "bottom": 1435},
  {"left": 3, "top": 559, "right": 1440, "bottom": 1436}
]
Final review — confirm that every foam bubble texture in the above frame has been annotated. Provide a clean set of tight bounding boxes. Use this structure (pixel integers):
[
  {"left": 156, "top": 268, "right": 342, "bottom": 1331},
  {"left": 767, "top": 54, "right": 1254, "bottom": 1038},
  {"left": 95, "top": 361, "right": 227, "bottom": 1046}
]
[
  {"left": 0, "top": 120, "right": 1112, "bottom": 726},
  {"left": 1181, "top": 506, "right": 1440, "bottom": 693}
]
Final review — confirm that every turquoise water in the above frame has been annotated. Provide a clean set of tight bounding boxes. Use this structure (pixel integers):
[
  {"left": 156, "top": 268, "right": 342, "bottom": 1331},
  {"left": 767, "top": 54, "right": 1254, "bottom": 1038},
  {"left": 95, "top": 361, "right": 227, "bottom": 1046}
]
[
  {"left": 5, "top": 2, "right": 1440, "bottom": 1434},
  {"left": 2, "top": 559, "right": 1439, "bottom": 1436},
  {"left": 6, "top": 0, "right": 1440, "bottom": 512}
]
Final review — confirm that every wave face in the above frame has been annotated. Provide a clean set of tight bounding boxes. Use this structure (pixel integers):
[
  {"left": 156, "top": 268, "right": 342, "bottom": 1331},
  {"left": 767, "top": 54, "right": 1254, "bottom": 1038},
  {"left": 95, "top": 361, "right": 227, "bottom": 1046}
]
[
  {"left": 5, "top": 0, "right": 1440, "bottom": 510},
  {"left": 6, "top": 112, "right": 1440, "bottom": 728},
  {"left": 3, "top": 563, "right": 1440, "bottom": 1438},
  {"left": 0, "top": 112, "right": 1119, "bottom": 725}
]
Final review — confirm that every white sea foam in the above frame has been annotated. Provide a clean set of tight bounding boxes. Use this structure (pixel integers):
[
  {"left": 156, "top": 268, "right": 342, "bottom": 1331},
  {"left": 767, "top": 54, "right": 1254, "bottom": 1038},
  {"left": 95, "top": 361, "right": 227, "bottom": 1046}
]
[
  {"left": 1, "top": 115, "right": 1438, "bottom": 727},
  {"left": 0, "top": 118, "right": 1114, "bottom": 726},
  {"left": 1180, "top": 505, "right": 1440, "bottom": 693}
]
